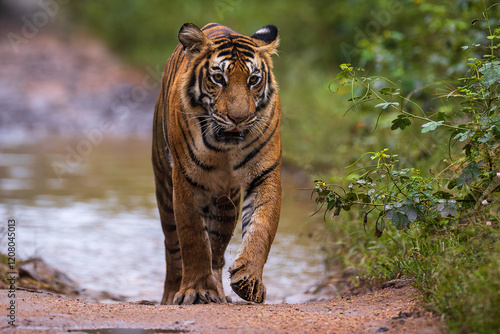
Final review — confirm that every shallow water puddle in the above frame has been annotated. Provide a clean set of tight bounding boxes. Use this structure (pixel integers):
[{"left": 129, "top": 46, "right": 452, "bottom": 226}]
[{"left": 0, "top": 137, "right": 324, "bottom": 303}]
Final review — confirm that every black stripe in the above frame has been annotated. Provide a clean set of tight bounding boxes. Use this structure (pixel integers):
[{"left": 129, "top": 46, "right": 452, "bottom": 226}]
[
  {"left": 178, "top": 111, "right": 196, "bottom": 147},
  {"left": 187, "top": 70, "right": 199, "bottom": 108},
  {"left": 215, "top": 42, "right": 232, "bottom": 51},
  {"left": 256, "top": 61, "right": 273, "bottom": 112},
  {"left": 212, "top": 36, "right": 229, "bottom": 44},
  {"left": 240, "top": 202, "right": 267, "bottom": 238},
  {"left": 241, "top": 115, "right": 272, "bottom": 151},
  {"left": 153, "top": 138, "right": 172, "bottom": 169},
  {"left": 167, "top": 247, "right": 181, "bottom": 254},
  {"left": 245, "top": 159, "right": 280, "bottom": 198},
  {"left": 157, "top": 191, "right": 174, "bottom": 214},
  {"left": 233, "top": 42, "right": 256, "bottom": 53},
  {"left": 241, "top": 201, "right": 266, "bottom": 218},
  {"left": 214, "top": 39, "right": 256, "bottom": 56},
  {"left": 163, "top": 223, "right": 177, "bottom": 232},
  {"left": 216, "top": 50, "right": 232, "bottom": 57},
  {"left": 242, "top": 215, "right": 251, "bottom": 231},
  {"left": 256, "top": 87, "right": 274, "bottom": 112},
  {"left": 238, "top": 50, "right": 255, "bottom": 59},
  {"left": 179, "top": 118, "right": 215, "bottom": 171},
  {"left": 233, "top": 37, "right": 257, "bottom": 47},
  {"left": 181, "top": 112, "right": 196, "bottom": 146},
  {"left": 171, "top": 145, "right": 209, "bottom": 191},
  {"left": 197, "top": 117, "right": 229, "bottom": 153},
  {"left": 197, "top": 62, "right": 207, "bottom": 102},
  {"left": 152, "top": 153, "right": 168, "bottom": 174},
  {"left": 241, "top": 203, "right": 253, "bottom": 214},
  {"left": 201, "top": 23, "right": 220, "bottom": 31},
  {"left": 233, "top": 120, "right": 278, "bottom": 170}
]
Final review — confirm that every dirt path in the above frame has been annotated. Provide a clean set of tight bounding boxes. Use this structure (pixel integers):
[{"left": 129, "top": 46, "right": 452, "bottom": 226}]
[{"left": 1, "top": 286, "right": 441, "bottom": 333}]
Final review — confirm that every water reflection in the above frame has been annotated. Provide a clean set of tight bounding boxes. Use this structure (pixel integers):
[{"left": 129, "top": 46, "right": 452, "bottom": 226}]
[{"left": 0, "top": 137, "right": 323, "bottom": 303}]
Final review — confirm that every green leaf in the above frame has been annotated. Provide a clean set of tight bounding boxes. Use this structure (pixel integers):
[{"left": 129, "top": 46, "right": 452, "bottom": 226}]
[
  {"left": 479, "top": 61, "right": 500, "bottom": 88},
  {"left": 375, "top": 102, "right": 400, "bottom": 110},
  {"left": 478, "top": 133, "right": 492, "bottom": 143},
  {"left": 400, "top": 205, "right": 418, "bottom": 221},
  {"left": 346, "top": 192, "right": 358, "bottom": 202},
  {"left": 386, "top": 210, "right": 409, "bottom": 229},
  {"left": 374, "top": 218, "right": 385, "bottom": 238},
  {"left": 361, "top": 210, "right": 368, "bottom": 224},
  {"left": 379, "top": 87, "right": 400, "bottom": 96},
  {"left": 437, "top": 112, "right": 446, "bottom": 122},
  {"left": 391, "top": 115, "right": 412, "bottom": 130},
  {"left": 358, "top": 194, "right": 371, "bottom": 204},
  {"left": 326, "top": 200, "right": 336, "bottom": 212},
  {"left": 436, "top": 200, "right": 458, "bottom": 217},
  {"left": 457, "top": 162, "right": 482, "bottom": 187},
  {"left": 421, "top": 121, "right": 444, "bottom": 133},
  {"left": 433, "top": 191, "right": 453, "bottom": 199},
  {"left": 333, "top": 205, "right": 342, "bottom": 216},
  {"left": 453, "top": 130, "right": 474, "bottom": 141}
]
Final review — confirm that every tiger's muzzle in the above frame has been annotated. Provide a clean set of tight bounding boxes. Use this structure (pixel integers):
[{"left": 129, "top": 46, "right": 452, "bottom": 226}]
[{"left": 215, "top": 127, "right": 249, "bottom": 144}]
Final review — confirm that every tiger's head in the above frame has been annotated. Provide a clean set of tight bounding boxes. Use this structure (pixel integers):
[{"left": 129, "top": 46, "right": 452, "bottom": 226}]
[{"left": 178, "top": 23, "right": 279, "bottom": 146}]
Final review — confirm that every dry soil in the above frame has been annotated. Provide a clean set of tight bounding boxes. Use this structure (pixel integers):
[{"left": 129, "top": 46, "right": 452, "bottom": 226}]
[{"left": 1, "top": 285, "right": 442, "bottom": 334}]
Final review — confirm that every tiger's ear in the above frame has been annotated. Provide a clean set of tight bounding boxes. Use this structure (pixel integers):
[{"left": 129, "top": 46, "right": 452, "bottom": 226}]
[
  {"left": 178, "top": 23, "right": 212, "bottom": 60},
  {"left": 251, "top": 25, "right": 279, "bottom": 55}
]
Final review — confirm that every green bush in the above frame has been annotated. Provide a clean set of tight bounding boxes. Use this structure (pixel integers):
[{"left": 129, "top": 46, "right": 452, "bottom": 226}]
[{"left": 313, "top": 3, "right": 500, "bottom": 333}]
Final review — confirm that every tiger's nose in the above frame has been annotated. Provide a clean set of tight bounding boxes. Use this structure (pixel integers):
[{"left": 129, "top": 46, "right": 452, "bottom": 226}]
[{"left": 228, "top": 114, "right": 247, "bottom": 125}]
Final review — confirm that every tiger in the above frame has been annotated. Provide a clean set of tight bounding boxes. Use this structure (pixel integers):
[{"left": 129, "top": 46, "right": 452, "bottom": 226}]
[{"left": 151, "top": 22, "right": 281, "bottom": 305}]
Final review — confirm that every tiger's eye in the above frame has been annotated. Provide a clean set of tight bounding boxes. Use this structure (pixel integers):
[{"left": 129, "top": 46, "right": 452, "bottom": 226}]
[
  {"left": 249, "top": 75, "right": 260, "bottom": 86},
  {"left": 211, "top": 73, "right": 225, "bottom": 85}
]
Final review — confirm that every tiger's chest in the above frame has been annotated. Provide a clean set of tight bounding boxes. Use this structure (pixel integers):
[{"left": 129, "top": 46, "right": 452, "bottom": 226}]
[{"left": 169, "top": 127, "right": 258, "bottom": 194}]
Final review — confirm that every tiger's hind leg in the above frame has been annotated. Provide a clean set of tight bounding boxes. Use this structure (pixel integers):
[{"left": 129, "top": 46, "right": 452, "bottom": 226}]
[
  {"left": 154, "top": 171, "right": 182, "bottom": 305},
  {"left": 208, "top": 189, "right": 240, "bottom": 303},
  {"left": 159, "top": 209, "right": 182, "bottom": 305}
]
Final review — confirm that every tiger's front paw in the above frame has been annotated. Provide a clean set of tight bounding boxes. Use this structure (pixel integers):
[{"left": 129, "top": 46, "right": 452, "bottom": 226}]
[
  {"left": 173, "top": 275, "right": 227, "bottom": 305},
  {"left": 229, "top": 258, "right": 266, "bottom": 303},
  {"left": 173, "top": 288, "right": 226, "bottom": 305}
]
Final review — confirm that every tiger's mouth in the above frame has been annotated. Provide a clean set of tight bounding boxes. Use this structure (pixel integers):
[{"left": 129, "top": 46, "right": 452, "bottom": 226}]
[{"left": 215, "top": 128, "right": 248, "bottom": 144}]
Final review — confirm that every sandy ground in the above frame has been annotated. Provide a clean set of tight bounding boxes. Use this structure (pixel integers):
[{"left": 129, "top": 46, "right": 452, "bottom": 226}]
[{"left": 1, "top": 285, "right": 442, "bottom": 334}]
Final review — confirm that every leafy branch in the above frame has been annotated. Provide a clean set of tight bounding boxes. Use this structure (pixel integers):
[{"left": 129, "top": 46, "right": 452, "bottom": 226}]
[
  {"left": 315, "top": 15, "right": 500, "bottom": 236},
  {"left": 330, "top": 64, "right": 463, "bottom": 133}
]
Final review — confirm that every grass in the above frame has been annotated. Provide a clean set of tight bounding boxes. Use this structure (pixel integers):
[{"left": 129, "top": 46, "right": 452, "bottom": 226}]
[{"left": 318, "top": 212, "right": 500, "bottom": 334}]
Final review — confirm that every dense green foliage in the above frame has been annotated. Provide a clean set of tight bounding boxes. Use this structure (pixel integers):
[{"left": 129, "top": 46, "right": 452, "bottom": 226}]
[{"left": 314, "top": 3, "right": 499, "bottom": 333}]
